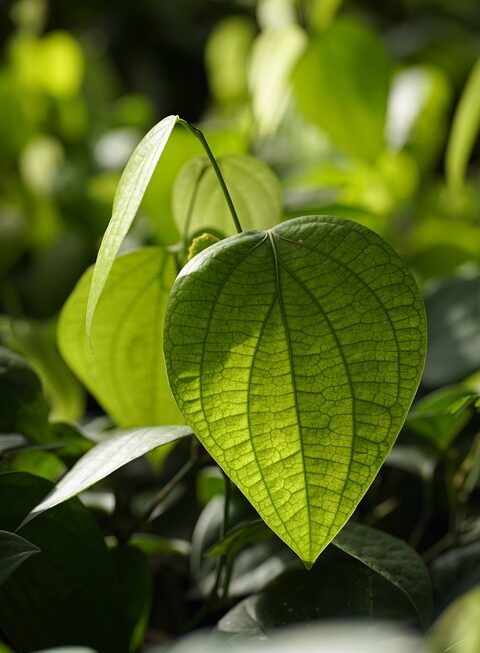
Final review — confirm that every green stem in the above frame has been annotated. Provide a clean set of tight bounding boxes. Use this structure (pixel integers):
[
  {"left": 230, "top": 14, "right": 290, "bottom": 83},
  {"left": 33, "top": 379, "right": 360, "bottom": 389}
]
[
  {"left": 178, "top": 118, "right": 243, "bottom": 234},
  {"left": 211, "top": 473, "right": 232, "bottom": 600}
]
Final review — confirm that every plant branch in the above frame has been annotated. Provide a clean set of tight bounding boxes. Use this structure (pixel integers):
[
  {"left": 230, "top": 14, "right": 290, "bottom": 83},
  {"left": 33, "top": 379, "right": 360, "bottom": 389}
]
[{"left": 178, "top": 118, "right": 243, "bottom": 234}]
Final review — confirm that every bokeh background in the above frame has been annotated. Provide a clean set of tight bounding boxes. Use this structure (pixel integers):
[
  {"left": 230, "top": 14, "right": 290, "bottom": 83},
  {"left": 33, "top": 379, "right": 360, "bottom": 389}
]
[{"left": 0, "top": 0, "right": 479, "bottom": 416}]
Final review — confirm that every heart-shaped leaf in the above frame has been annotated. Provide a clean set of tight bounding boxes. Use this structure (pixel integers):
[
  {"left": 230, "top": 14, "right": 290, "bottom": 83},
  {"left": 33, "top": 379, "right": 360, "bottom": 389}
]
[
  {"left": 164, "top": 215, "right": 426, "bottom": 565},
  {"left": 172, "top": 153, "right": 283, "bottom": 239}
]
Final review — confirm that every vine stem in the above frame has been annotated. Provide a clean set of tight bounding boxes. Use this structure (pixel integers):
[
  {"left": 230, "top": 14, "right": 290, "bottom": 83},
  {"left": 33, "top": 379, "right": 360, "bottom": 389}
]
[
  {"left": 177, "top": 118, "right": 243, "bottom": 234},
  {"left": 212, "top": 472, "right": 232, "bottom": 600}
]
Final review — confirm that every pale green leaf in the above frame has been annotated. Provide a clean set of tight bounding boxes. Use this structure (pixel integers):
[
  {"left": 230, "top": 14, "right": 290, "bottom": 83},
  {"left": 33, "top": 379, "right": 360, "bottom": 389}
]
[
  {"left": 86, "top": 114, "right": 178, "bottom": 337},
  {"left": 0, "top": 530, "right": 39, "bottom": 587},
  {"left": 164, "top": 215, "right": 426, "bottom": 565},
  {"left": 446, "top": 59, "right": 480, "bottom": 192},
  {"left": 334, "top": 521, "right": 432, "bottom": 627},
  {"left": 249, "top": 25, "right": 307, "bottom": 137},
  {"left": 428, "top": 585, "right": 480, "bottom": 653},
  {"left": 292, "top": 19, "right": 392, "bottom": 161},
  {"left": 172, "top": 153, "right": 283, "bottom": 239},
  {"left": 59, "top": 248, "right": 183, "bottom": 427},
  {"left": 24, "top": 425, "right": 191, "bottom": 523}
]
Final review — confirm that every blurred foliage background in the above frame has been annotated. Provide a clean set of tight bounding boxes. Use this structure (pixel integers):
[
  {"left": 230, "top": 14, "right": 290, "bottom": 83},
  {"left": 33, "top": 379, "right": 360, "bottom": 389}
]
[{"left": 0, "top": 1, "right": 480, "bottom": 649}]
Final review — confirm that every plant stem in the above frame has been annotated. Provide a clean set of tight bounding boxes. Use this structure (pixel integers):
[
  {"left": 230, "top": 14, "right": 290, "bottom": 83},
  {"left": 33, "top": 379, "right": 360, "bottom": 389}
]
[
  {"left": 211, "top": 472, "right": 232, "bottom": 600},
  {"left": 123, "top": 458, "right": 195, "bottom": 541},
  {"left": 178, "top": 118, "right": 243, "bottom": 234}
]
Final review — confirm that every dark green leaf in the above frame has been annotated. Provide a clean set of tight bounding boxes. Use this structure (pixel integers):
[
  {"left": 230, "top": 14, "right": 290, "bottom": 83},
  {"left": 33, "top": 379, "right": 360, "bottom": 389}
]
[
  {"left": 333, "top": 521, "right": 433, "bottom": 627},
  {"left": 0, "top": 529, "right": 39, "bottom": 587},
  {"left": 423, "top": 276, "right": 480, "bottom": 387},
  {"left": 110, "top": 545, "right": 153, "bottom": 652},
  {"left": 0, "top": 472, "right": 128, "bottom": 653}
]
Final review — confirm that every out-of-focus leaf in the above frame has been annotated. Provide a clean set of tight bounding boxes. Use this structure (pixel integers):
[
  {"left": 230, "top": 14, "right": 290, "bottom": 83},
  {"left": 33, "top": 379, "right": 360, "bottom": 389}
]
[
  {"left": 218, "top": 547, "right": 418, "bottom": 637},
  {"left": 205, "top": 16, "right": 255, "bottom": 106},
  {"left": 24, "top": 425, "right": 191, "bottom": 523},
  {"left": 0, "top": 317, "right": 85, "bottom": 422},
  {"left": 249, "top": 25, "right": 307, "bottom": 136},
  {"left": 293, "top": 19, "right": 392, "bottom": 161},
  {"left": 446, "top": 59, "right": 480, "bottom": 192},
  {"left": 8, "top": 450, "right": 66, "bottom": 482},
  {"left": 432, "top": 542, "right": 480, "bottom": 611},
  {"left": 0, "top": 529, "right": 39, "bottom": 587},
  {"left": 334, "top": 521, "right": 433, "bottom": 627},
  {"left": 111, "top": 545, "right": 153, "bottom": 652},
  {"left": 0, "top": 472, "right": 128, "bottom": 653},
  {"left": 172, "top": 154, "right": 283, "bottom": 238},
  {"left": 59, "top": 248, "right": 183, "bottom": 427},
  {"left": 406, "top": 386, "right": 478, "bottom": 449},
  {"left": 86, "top": 114, "right": 178, "bottom": 337},
  {"left": 206, "top": 520, "right": 272, "bottom": 561},
  {"left": 196, "top": 466, "right": 225, "bottom": 506},
  {"left": 428, "top": 585, "right": 480, "bottom": 653},
  {"left": 423, "top": 276, "right": 480, "bottom": 387},
  {"left": 0, "top": 348, "right": 89, "bottom": 457}
]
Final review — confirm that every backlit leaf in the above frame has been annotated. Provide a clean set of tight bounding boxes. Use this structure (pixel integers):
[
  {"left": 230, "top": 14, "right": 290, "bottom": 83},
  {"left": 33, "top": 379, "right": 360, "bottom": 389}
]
[
  {"left": 86, "top": 115, "right": 178, "bottom": 337},
  {"left": 172, "top": 153, "right": 283, "bottom": 239},
  {"left": 446, "top": 59, "right": 480, "bottom": 192},
  {"left": 292, "top": 19, "right": 392, "bottom": 161},
  {"left": 24, "top": 425, "right": 191, "bottom": 523},
  {"left": 59, "top": 248, "right": 183, "bottom": 427},
  {"left": 164, "top": 215, "right": 426, "bottom": 565}
]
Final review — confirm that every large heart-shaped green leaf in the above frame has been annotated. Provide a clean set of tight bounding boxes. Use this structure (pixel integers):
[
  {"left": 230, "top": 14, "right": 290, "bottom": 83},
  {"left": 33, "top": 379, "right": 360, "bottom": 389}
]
[{"left": 164, "top": 215, "right": 426, "bottom": 565}]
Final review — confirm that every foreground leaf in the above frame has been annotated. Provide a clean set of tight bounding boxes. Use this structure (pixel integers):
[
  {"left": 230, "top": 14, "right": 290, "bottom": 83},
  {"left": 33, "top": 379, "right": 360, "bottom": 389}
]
[
  {"left": 334, "top": 522, "right": 432, "bottom": 627},
  {"left": 86, "top": 114, "right": 178, "bottom": 336},
  {"left": 0, "top": 530, "right": 39, "bottom": 587},
  {"left": 0, "top": 473, "right": 127, "bottom": 653},
  {"left": 164, "top": 215, "right": 426, "bottom": 565},
  {"left": 24, "top": 425, "right": 191, "bottom": 523},
  {"left": 59, "top": 248, "right": 183, "bottom": 427}
]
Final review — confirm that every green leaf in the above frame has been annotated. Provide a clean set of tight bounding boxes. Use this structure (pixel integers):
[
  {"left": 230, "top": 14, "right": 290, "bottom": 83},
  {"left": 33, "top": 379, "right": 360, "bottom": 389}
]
[
  {"left": 333, "top": 521, "right": 433, "bottom": 627},
  {"left": 164, "top": 215, "right": 426, "bottom": 565},
  {"left": 249, "top": 25, "right": 307, "bottom": 136},
  {"left": 205, "top": 520, "right": 271, "bottom": 561},
  {"left": 24, "top": 425, "right": 191, "bottom": 523},
  {"left": 0, "top": 529, "right": 39, "bottom": 587},
  {"left": 111, "top": 545, "right": 153, "bottom": 652},
  {"left": 172, "top": 153, "right": 283, "bottom": 238},
  {"left": 446, "top": 59, "right": 480, "bottom": 192},
  {"left": 428, "top": 585, "right": 480, "bottom": 653},
  {"left": 406, "top": 386, "right": 478, "bottom": 450},
  {"left": 59, "top": 248, "right": 183, "bottom": 427},
  {"left": 292, "top": 18, "right": 392, "bottom": 161},
  {"left": 86, "top": 114, "right": 178, "bottom": 337},
  {"left": 423, "top": 276, "right": 480, "bottom": 387},
  {"left": 218, "top": 546, "right": 420, "bottom": 637},
  {"left": 0, "top": 472, "right": 128, "bottom": 653},
  {"left": 0, "top": 317, "right": 85, "bottom": 422}
]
